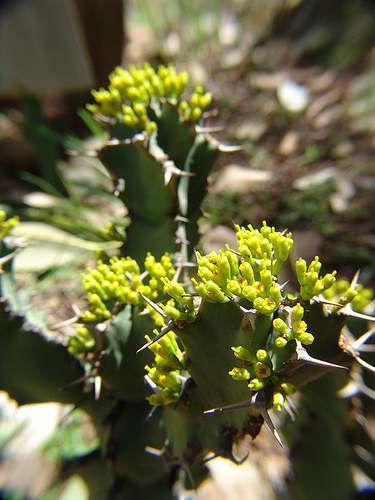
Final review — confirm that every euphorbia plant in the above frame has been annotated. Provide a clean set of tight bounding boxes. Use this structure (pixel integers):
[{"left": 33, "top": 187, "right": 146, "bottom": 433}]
[{"left": 1, "top": 63, "right": 375, "bottom": 500}]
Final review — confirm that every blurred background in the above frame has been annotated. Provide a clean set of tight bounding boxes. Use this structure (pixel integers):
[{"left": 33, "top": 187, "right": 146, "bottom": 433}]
[{"left": 1, "top": 0, "right": 375, "bottom": 498}]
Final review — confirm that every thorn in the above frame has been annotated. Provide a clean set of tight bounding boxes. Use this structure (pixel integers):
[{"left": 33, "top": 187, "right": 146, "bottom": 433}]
[
  {"left": 253, "top": 391, "right": 283, "bottom": 447},
  {"left": 350, "top": 269, "right": 361, "bottom": 288},
  {"left": 342, "top": 307, "right": 375, "bottom": 324},
  {"left": 241, "top": 309, "right": 258, "bottom": 335},
  {"left": 352, "top": 328, "right": 375, "bottom": 350},
  {"left": 94, "top": 376, "right": 102, "bottom": 400},
  {"left": 230, "top": 248, "right": 241, "bottom": 257},
  {"left": 283, "top": 399, "right": 298, "bottom": 422},
  {"left": 104, "top": 132, "right": 146, "bottom": 147},
  {"left": 65, "top": 149, "right": 98, "bottom": 157},
  {"left": 136, "top": 320, "right": 176, "bottom": 354},
  {"left": 279, "top": 281, "right": 289, "bottom": 291},
  {"left": 0, "top": 247, "right": 24, "bottom": 268},
  {"left": 58, "top": 374, "right": 90, "bottom": 391},
  {"left": 354, "top": 356, "right": 375, "bottom": 375},
  {"left": 217, "top": 143, "right": 244, "bottom": 153},
  {"left": 195, "top": 124, "right": 224, "bottom": 133},
  {"left": 337, "top": 379, "right": 360, "bottom": 399},
  {"left": 50, "top": 305, "right": 82, "bottom": 329},
  {"left": 138, "top": 292, "right": 168, "bottom": 319},
  {"left": 173, "top": 376, "right": 194, "bottom": 409},
  {"left": 144, "top": 405, "right": 158, "bottom": 423},
  {"left": 174, "top": 215, "right": 190, "bottom": 223},
  {"left": 312, "top": 297, "right": 343, "bottom": 307},
  {"left": 145, "top": 444, "right": 166, "bottom": 457},
  {"left": 204, "top": 396, "right": 254, "bottom": 415},
  {"left": 230, "top": 218, "right": 238, "bottom": 232},
  {"left": 163, "top": 160, "right": 195, "bottom": 186},
  {"left": 295, "top": 340, "right": 348, "bottom": 370}
]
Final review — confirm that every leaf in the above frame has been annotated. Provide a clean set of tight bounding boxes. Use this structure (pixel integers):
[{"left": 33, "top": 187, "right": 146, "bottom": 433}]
[
  {"left": 8, "top": 222, "right": 122, "bottom": 272},
  {"left": 77, "top": 108, "right": 107, "bottom": 141}
]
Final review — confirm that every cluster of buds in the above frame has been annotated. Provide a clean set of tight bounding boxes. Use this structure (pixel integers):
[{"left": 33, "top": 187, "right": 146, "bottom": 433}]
[
  {"left": 273, "top": 303, "right": 314, "bottom": 348},
  {"left": 144, "top": 328, "right": 187, "bottom": 406},
  {"left": 229, "top": 346, "right": 297, "bottom": 411},
  {"left": 80, "top": 253, "right": 175, "bottom": 322},
  {"left": 236, "top": 221, "right": 294, "bottom": 276},
  {"left": 192, "top": 223, "right": 293, "bottom": 315},
  {"left": 161, "top": 278, "right": 196, "bottom": 324},
  {"left": 87, "top": 62, "right": 212, "bottom": 133},
  {"left": 179, "top": 84, "right": 213, "bottom": 122},
  {"left": 323, "top": 277, "right": 374, "bottom": 313},
  {"left": 296, "top": 256, "right": 337, "bottom": 301},
  {"left": 0, "top": 210, "right": 19, "bottom": 239},
  {"left": 68, "top": 326, "right": 95, "bottom": 356},
  {"left": 192, "top": 246, "right": 239, "bottom": 303}
]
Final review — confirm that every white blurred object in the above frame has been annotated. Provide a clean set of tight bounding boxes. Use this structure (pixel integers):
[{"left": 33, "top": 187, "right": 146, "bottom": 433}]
[{"left": 277, "top": 79, "right": 310, "bottom": 113}]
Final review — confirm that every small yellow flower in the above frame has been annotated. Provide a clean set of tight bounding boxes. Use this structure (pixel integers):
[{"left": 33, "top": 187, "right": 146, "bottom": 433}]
[{"left": 254, "top": 363, "right": 271, "bottom": 379}]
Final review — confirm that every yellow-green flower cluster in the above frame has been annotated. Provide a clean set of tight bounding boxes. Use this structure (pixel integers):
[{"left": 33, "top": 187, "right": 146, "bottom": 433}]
[
  {"left": 68, "top": 327, "right": 95, "bottom": 356},
  {"left": 179, "top": 85, "right": 213, "bottom": 122},
  {"left": 87, "top": 63, "right": 211, "bottom": 133},
  {"left": 81, "top": 253, "right": 175, "bottom": 322},
  {"left": 0, "top": 210, "right": 19, "bottom": 239},
  {"left": 145, "top": 330, "right": 186, "bottom": 406},
  {"left": 229, "top": 348, "right": 275, "bottom": 391},
  {"left": 296, "top": 256, "right": 336, "bottom": 301},
  {"left": 273, "top": 302, "right": 314, "bottom": 348},
  {"left": 273, "top": 382, "right": 297, "bottom": 412},
  {"left": 192, "top": 246, "right": 239, "bottom": 303},
  {"left": 235, "top": 221, "right": 294, "bottom": 276},
  {"left": 229, "top": 258, "right": 283, "bottom": 315},
  {"left": 323, "top": 278, "right": 373, "bottom": 313},
  {"left": 161, "top": 278, "right": 196, "bottom": 323},
  {"left": 229, "top": 346, "right": 296, "bottom": 411},
  {"left": 192, "top": 228, "right": 286, "bottom": 315}
]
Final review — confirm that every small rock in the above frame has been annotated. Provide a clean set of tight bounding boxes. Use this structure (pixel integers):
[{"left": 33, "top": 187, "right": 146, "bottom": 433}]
[
  {"left": 329, "top": 177, "right": 356, "bottom": 213},
  {"left": 210, "top": 164, "right": 272, "bottom": 195},
  {"left": 235, "top": 120, "right": 269, "bottom": 142},
  {"left": 277, "top": 79, "right": 310, "bottom": 113},
  {"left": 278, "top": 131, "right": 299, "bottom": 156},
  {"left": 293, "top": 166, "right": 338, "bottom": 190}
]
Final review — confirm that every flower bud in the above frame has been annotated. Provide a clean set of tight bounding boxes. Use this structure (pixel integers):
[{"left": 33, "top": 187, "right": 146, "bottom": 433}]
[
  {"left": 260, "top": 269, "right": 273, "bottom": 290},
  {"left": 162, "top": 304, "right": 188, "bottom": 321},
  {"left": 298, "top": 332, "right": 314, "bottom": 345},
  {"left": 291, "top": 303, "right": 304, "bottom": 322},
  {"left": 278, "top": 237, "right": 293, "bottom": 262},
  {"left": 254, "top": 363, "right": 272, "bottom": 379},
  {"left": 218, "top": 256, "right": 231, "bottom": 282},
  {"left": 308, "top": 256, "right": 322, "bottom": 275},
  {"left": 228, "top": 367, "right": 251, "bottom": 381},
  {"left": 296, "top": 258, "right": 307, "bottom": 285},
  {"left": 273, "top": 391, "right": 285, "bottom": 412},
  {"left": 292, "top": 320, "right": 307, "bottom": 335},
  {"left": 322, "top": 272, "right": 337, "bottom": 292},
  {"left": 239, "top": 261, "right": 255, "bottom": 284},
  {"left": 275, "top": 336, "right": 288, "bottom": 348},
  {"left": 269, "top": 284, "right": 282, "bottom": 305},
  {"left": 273, "top": 318, "right": 287, "bottom": 335},
  {"left": 248, "top": 377, "right": 266, "bottom": 391},
  {"left": 256, "top": 349, "right": 272, "bottom": 365},
  {"left": 280, "top": 382, "right": 297, "bottom": 395},
  {"left": 231, "top": 346, "right": 257, "bottom": 364}
]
